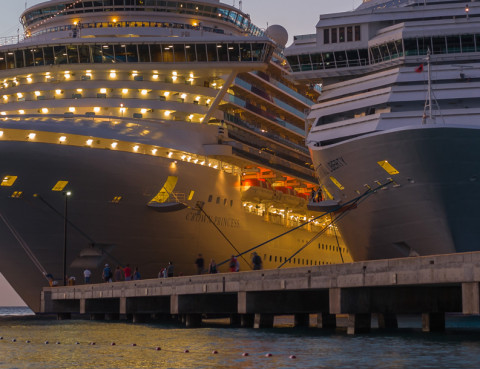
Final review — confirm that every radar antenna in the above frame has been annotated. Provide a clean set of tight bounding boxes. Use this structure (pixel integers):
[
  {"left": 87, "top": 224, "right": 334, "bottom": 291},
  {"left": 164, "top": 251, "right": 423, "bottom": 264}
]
[{"left": 239, "top": 0, "right": 243, "bottom": 11}]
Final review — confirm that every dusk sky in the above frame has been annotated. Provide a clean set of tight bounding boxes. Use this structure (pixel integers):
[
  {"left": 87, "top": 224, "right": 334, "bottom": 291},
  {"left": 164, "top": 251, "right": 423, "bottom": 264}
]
[{"left": 0, "top": 0, "right": 362, "bottom": 306}]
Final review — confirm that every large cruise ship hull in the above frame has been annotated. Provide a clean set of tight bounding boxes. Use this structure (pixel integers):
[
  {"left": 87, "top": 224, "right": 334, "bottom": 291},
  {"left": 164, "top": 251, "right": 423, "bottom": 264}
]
[
  {"left": 0, "top": 139, "right": 345, "bottom": 312},
  {"left": 311, "top": 125, "right": 480, "bottom": 261}
]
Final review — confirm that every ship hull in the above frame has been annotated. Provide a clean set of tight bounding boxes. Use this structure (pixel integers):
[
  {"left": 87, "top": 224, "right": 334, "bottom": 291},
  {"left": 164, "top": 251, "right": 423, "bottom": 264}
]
[
  {"left": 0, "top": 140, "right": 345, "bottom": 312},
  {"left": 311, "top": 125, "right": 480, "bottom": 261}
]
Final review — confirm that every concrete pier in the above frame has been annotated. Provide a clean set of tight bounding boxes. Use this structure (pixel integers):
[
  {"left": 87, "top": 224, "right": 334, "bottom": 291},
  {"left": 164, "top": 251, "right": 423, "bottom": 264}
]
[{"left": 41, "top": 251, "right": 480, "bottom": 334}]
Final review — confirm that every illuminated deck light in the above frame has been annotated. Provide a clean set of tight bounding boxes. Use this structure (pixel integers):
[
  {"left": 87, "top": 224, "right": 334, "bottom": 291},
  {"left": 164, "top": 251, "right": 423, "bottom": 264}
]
[
  {"left": 0, "top": 112, "right": 5, "bottom": 116},
  {"left": 141, "top": 90, "right": 148, "bottom": 95},
  {"left": 100, "top": 88, "right": 107, "bottom": 94},
  {"left": 86, "top": 139, "right": 93, "bottom": 145},
  {"left": 2, "top": 95, "right": 7, "bottom": 100},
  {"left": 41, "top": 108, "right": 49, "bottom": 114},
  {"left": 152, "top": 74, "right": 159, "bottom": 80},
  {"left": 19, "top": 110, "right": 25, "bottom": 115},
  {"left": 111, "top": 142, "right": 118, "bottom": 148},
  {"left": 133, "top": 145, "right": 139, "bottom": 152},
  {"left": 140, "top": 108, "right": 147, "bottom": 114},
  {"left": 163, "top": 91, "right": 170, "bottom": 97},
  {"left": 167, "top": 152, "right": 173, "bottom": 158},
  {"left": 64, "top": 72, "right": 71, "bottom": 79},
  {"left": 164, "top": 111, "right": 171, "bottom": 117},
  {"left": 151, "top": 148, "right": 158, "bottom": 155},
  {"left": 28, "top": 133, "right": 36, "bottom": 139},
  {"left": 181, "top": 93, "right": 187, "bottom": 99},
  {"left": 181, "top": 155, "right": 186, "bottom": 160},
  {"left": 122, "top": 89, "right": 128, "bottom": 94},
  {"left": 56, "top": 89, "right": 62, "bottom": 95},
  {"left": 69, "top": 107, "right": 76, "bottom": 113},
  {"left": 0, "top": 131, "right": 3, "bottom": 137},
  {"left": 34, "top": 91, "right": 41, "bottom": 96},
  {"left": 76, "top": 89, "right": 83, "bottom": 92},
  {"left": 195, "top": 96, "right": 201, "bottom": 101},
  {"left": 93, "top": 107, "right": 101, "bottom": 113},
  {"left": 109, "top": 71, "right": 117, "bottom": 78},
  {"left": 26, "top": 77, "right": 33, "bottom": 83},
  {"left": 16, "top": 93, "right": 23, "bottom": 98},
  {"left": 59, "top": 136, "right": 67, "bottom": 142},
  {"left": 188, "top": 114, "right": 194, "bottom": 120}
]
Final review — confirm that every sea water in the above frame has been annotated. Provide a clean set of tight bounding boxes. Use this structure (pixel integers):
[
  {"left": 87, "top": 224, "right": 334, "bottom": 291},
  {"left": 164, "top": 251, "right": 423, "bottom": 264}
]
[{"left": 1, "top": 307, "right": 480, "bottom": 369}]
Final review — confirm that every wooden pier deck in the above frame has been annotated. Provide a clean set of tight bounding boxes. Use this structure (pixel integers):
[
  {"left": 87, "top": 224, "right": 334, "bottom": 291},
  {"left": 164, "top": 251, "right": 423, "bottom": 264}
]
[{"left": 42, "top": 251, "right": 480, "bottom": 334}]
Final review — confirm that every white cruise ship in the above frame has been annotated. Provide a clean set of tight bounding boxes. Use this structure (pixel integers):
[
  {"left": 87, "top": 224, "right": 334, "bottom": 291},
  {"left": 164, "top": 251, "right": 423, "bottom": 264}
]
[
  {"left": 286, "top": 0, "right": 480, "bottom": 261},
  {"left": 0, "top": 0, "right": 352, "bottom": 312}
]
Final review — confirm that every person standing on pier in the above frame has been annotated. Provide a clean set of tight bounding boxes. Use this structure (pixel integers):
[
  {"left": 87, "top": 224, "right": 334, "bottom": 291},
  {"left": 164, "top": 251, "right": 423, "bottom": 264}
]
[
  {"left": 114, "top": 266, "right": 124, "bottom": 282},
  {"left": 123, "top": 264, "right": 132, "bottom": 281},
  {"left": 133, "top": 267, "right": 141, "bottom": 280},
  {"left": 252, "top": 252, "right": 262, "bottom": 270},
  {"left": 102, "top": 264, "right": 112, "bottom": 283},
  {"left": 83, "top": 269, "right": 91, "bottom": 284},
  {"left": 166, "top": 262, "right": 174, "bottom": 277},
  {"left": 195, "top": 254, "right": 205, "bottom": 274},
  {"left": 208, "top": 259, "right": 218, "bottom": 274}
]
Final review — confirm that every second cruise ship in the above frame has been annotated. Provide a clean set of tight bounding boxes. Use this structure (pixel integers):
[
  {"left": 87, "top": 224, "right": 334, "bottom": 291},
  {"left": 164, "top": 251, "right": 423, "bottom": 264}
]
[{"left": 286, "top": 0, "right": 480, "bottom": 261}]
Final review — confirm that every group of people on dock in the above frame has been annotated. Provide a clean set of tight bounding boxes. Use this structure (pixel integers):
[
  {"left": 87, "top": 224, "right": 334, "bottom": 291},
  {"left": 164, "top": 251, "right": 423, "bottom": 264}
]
[{"left": 59, "top": 252, "right": 263, "bottom": 286}]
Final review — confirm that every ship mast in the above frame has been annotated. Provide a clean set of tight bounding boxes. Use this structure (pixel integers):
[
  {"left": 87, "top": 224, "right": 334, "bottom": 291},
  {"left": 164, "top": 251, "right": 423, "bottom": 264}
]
[{"left": 422, "top": 48, "right": 441, "bottom": 125}]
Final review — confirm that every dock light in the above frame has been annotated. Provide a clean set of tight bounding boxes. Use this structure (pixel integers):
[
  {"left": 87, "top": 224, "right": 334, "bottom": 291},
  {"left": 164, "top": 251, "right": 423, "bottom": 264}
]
[
  {"left": 69, "top": 107, "right": 75, "bottom": 113},
  {"left": 59, "top": 136, "right": 67, "bottom": 142},
  {"left": 109, "top": 71, "right": 116, "bottom": 78},
  {"left": 86, "top": 139, "right": 93, "bottom": 145},
  {"left": 34, "top": 91, "right": 41, "bottom": 96},
  {"left": 19, "top": 110, "right": 25, "bottom": 115},
  {"left": 141, "top": 89, "right": 148, "bottom": 95},
  {"left": 93, "top": 107, "right": 101, "bottom": 113},
  {"left": 28, "top": 133, "right": 36, "bottom": 139},
  {"left": 111, "top": 142, "right": 118, "bottom": 148},
  {"left": 41, "top": 108, "right": 49, "bottom": 114},
  {"left": 56, "top": 89, "right": 62, "bottom": 95},
  {"left": 122, "top": 89, "right": 128, "bottom": 94},
  {"left": 133, "top": 145, "right": 139, "bottom": 152}
]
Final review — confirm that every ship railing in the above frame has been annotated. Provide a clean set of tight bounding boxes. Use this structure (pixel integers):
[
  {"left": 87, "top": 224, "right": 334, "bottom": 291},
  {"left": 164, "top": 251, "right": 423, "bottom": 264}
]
[{"left": 0, "top": 35, "right": 24, "bottom": 47}]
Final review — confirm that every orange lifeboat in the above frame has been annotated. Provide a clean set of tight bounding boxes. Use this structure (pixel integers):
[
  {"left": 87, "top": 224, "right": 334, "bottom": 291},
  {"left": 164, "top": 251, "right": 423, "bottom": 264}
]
[{"left": 241, "top": 179, "right": 275, "bottom": 202}]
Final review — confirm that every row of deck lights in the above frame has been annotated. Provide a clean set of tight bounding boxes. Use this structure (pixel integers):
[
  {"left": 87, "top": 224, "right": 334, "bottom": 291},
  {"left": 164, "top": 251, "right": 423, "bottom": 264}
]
[{"left": 2, "top": 70, "right": 222, "bottom": 88}]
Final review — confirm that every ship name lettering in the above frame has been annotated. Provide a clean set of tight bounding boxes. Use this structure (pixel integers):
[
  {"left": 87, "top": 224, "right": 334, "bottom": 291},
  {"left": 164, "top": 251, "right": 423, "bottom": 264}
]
[
  {"left": 185, "top": 212, "right": 240, "bottom": 228},
  {"left": 327, "top": 157, "right": 347, "bottom": 172}
]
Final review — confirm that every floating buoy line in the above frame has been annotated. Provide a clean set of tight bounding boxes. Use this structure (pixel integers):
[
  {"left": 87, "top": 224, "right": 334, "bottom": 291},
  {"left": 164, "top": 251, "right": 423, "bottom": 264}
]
[{"left": 0, "top": 336, "right": 298, "bottom": 359}]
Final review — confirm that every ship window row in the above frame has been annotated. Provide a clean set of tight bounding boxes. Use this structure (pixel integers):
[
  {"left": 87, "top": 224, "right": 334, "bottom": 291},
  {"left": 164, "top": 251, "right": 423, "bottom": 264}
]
[
  {"left": 264, "top": 253, "right": 346, "bottom": 266},
  {"left": 315, "top": 104, "right": 390, "bottom": 127},
  {"left": 207, "top": 195, "right": 234, "bottom": 207},
  {"left": 323, "top": 25, "right": 361, "bottom": 44},
  {"left": 29, "top": 20, "right": 227, "bottom": 39},
  {"left": 0, "top": 42, "right": 272, "bottom": 71},
  {"left": 289, "top": 34, "right": 480, "bottom": 72},
  {"left": 22, "top": 1, "right": 262, "bottom": 36}
]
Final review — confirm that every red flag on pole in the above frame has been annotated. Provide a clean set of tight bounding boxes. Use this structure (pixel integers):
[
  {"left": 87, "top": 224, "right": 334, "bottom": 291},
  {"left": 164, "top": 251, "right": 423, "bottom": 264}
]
[{"left": 415, "top": 64, "right": 424, "bottom": 73}]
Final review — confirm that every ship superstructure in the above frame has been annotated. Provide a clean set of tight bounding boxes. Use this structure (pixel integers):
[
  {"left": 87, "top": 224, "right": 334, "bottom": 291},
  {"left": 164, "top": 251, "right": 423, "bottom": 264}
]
[
  {"left": 0, "top": 0, "right": 351, "bottom": 312},
  {"left": 286, "top": 0, "right": 480, "bottom": 261}
]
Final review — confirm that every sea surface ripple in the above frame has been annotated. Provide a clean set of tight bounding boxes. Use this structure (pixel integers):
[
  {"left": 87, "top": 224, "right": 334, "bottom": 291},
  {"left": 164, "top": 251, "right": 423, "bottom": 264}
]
[{"left": 1, "top": 308, "right": 480, "bottom": 368}]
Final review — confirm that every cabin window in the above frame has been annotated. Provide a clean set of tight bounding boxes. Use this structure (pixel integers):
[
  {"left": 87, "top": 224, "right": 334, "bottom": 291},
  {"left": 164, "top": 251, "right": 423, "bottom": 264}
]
[
  {"left": 339, "top": 27, "right": 345, "bottom": 42},
  {"left": 208, "top": 195, "right": 213, "bottom": 202},
  {"left": 354, "top": 25, "right": 361, "bottom": 41},
  {"left": 331, "top": 28, "right": 337, "bottom": 43},
  {"left": 324, "top": 29, "right": 330, "bottom": 44},
  {"left": 216, "top": 197, "right": 220, "bottom": 204},
  {"left": 347, "top": 26, "right": 353, "bottom": 42}
]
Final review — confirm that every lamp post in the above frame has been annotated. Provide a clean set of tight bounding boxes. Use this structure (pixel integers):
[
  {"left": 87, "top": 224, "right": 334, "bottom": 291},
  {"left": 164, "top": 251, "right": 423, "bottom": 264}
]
[{"left": 63, "top": 191, "right": 72, "bottom": 286}]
